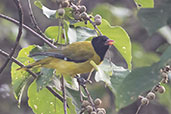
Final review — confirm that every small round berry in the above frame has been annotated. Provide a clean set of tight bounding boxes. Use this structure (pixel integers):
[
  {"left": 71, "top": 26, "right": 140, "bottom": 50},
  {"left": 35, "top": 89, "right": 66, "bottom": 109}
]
[
  {"left": 98, "top": 110, "right": 105, "bottom": 114},
  {"left": 147, "top": 92, "right": 156, "bottom": 100},
  {"left": 71, "top": 5, "right": 78, "bottom": 11},
  {"left": 158, "top": 85, "right": 166, "bottom": 94},
  {"left": 82, "top": 100, "right": 90, "bottom": 107},
  {"left": 79, "top": 5, "right": 87, "bottom": 13},
  {"left": 141, "top": 97, "right": 149, "bottom": 105},
  {"left": 100, "top": 108, "right": 106, "bottom": 114},
  {"left": 58, "top": 8, "right": 65, "bottom": 16},
  {"left": 91, "top": 111, "right": 97, "bottom": 114},
  {"left": 94, "top": 98, "right": 102, "bottom": 106},
  {"left": 73, "top": 12, "right": 81, "bottom": 20},
  {"left": 62, "top": 1, "right": 69, "bottom": 8},
  {"left": 86, "top": 105, "right": 93, "bottom": 112},
  {"left": 80, "top": 12, "right": 89, "bottom": 20},
  {"left": 94, "top": 14, "right": 102, "bottom": 20},
  {"left": 161, "top": 72, "right": 168, "bottom": 79},
  {"left": 94, "top": 18, "right": 102, "bottom": 25}
]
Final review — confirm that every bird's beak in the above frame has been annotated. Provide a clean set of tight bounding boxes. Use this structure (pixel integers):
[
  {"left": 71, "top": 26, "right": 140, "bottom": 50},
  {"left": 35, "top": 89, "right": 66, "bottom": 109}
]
[{"left": 105, "top": 39, "right": 114, "bottom": 45}]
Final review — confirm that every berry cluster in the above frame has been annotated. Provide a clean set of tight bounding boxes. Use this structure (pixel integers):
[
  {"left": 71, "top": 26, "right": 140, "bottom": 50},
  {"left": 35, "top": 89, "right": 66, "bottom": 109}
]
[
  {"left": 81, "top": 98, "right": 106, "bottom": 114},
  {"left": 57, "top": 0, "right": 102, "bottom": 26},
  {"left": 138, "top": 65, "right": 170, "bottom": 105}
]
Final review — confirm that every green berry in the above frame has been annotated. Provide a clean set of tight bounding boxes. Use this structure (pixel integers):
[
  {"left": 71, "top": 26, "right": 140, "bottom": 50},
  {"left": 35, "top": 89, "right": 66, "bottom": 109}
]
[{"left": 58, "top": 8, "right": 65, "bottom": 16}]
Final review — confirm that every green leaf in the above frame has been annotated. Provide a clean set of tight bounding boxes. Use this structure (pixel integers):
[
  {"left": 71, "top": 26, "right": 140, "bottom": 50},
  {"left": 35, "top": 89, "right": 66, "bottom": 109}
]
[
  {"left": 34, "top": 1, "right": 57, "bottom": 18},
  {"left": 114, "top": 66, "right": 160, "bottom": 111},
  {"left": 132, "top": 42, "right": 159, "bottom": 68},
  {"left": 11, "top": 45, "right": 35, "bottom": 105},
  {"left": 138, "top": 0, "right": 171, "bottom": 34},
  {"left": 158, "top": 84, "right": 171, "bottom": 113},
  {"left": 45, "top": 26, "right": 61, "bottom": 40},
  {"left": 99, "top": 19, "right": 132, "bottom": 70},
  {"left": 73, "top": 19, "right": 132, "bottom": 70},
  {"left": 67, "top": 26, "right": 96, "bottom": 43},
  {"left": 134, "top": 0, "right": 154, "bottom": 8},
  {"left": 112, "top": 45, "right": 171, "bottom": 111},
  {"left": 36, "top": 68, "right": 54, "bottom": 91},
  {"left": 28, "top": 81, "right": 76, "bottom": 114}
]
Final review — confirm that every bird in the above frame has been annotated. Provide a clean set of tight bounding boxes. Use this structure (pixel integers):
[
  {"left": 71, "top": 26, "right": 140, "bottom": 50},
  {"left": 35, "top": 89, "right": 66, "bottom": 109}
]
[{"left": 18, "top": 35, "right": 114, "bottom": 76}]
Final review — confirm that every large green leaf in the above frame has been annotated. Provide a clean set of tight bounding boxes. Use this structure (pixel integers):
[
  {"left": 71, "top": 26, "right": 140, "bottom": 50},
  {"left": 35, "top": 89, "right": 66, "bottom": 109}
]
[
  {"left": 99, "top": 20, "right": 132, "bottom": 70},
  {"left": 73, "top": 19, "right": 132, "bottom": 70},
  {"left": 138, "top": 0, "right": 171, "bottom": 35},
  {"left": 11, "top": 45, "right": 36, "bottom": 105},
  {"left": 134, "top": 0, "right": 154, "bottom": 8},
  {"left": 28, "top": 81, "right": 76, "bottom": 114},
  {"left": 158, "top": 84, "right": 171, "bottom": 113},
  {"left": 36, "top": 68, "right": 54, "bottom": 91},
  {"left": 112, "top": 45, "right": 171, "bottom": 111}
]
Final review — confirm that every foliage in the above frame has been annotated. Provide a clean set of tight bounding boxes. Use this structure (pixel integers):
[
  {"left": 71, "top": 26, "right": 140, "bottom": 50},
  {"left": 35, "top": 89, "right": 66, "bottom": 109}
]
[{"left": 8, "top": 0, "right": 171, "bottom": 114}]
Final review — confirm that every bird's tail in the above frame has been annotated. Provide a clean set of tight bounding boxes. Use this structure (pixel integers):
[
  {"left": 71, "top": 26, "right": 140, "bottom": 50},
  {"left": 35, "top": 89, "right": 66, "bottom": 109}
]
[{"left": 16, "top": 58, "right": 49, "bottom": 70}]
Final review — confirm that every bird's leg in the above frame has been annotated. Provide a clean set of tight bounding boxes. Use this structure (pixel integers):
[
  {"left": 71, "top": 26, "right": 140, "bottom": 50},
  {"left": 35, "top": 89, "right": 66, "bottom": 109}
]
[{"left": 61, "top": 75, "right": 67, "bottom": 114}]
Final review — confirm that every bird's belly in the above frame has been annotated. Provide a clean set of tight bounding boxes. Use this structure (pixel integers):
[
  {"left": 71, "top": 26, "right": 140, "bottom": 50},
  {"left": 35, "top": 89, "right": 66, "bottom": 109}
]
[{"left": 45, "top": 60, "right": 93, "bottom": 76}]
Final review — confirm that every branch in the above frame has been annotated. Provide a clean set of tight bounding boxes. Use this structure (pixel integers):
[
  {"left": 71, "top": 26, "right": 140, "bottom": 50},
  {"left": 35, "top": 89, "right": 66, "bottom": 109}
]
[
  {"left": 27, "top": 0, "right": 52, "bottom": 43},
  {"left": 0, "top": 13, "right": 57, "bottom": 48},
  {"left": 0, "top": 49, "right": 64, "bottom": 103},
  {"left": 0, "top": 0, "right": 23, "bottom": 74},
  {"left": 88, "top": 18, "right": 102, "bottom": 36},
  {"left": 61, "top": 75, "right": 67, "bottom": 114}
]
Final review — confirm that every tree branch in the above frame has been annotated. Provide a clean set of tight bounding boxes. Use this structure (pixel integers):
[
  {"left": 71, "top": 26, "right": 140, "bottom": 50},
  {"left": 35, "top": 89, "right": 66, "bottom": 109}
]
[
  {"left": 27, "top": 0, "right": 52, "bottom": 43},
  {"left": 0, "top": 13, "right": 57, "bottom": 48},
  {"left": 0, "top": 0, "right": 23, "bottom": 74}
]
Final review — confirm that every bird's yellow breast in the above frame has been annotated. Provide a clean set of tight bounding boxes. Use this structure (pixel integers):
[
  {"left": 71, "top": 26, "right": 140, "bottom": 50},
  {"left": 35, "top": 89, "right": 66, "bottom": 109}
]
[{"left": 42, "top": 51, "right": 101, "bottom": 76}]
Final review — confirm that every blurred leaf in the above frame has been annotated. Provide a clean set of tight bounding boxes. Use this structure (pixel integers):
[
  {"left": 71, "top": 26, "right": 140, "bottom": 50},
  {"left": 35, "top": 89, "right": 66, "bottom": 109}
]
[
  {"left": 132, "top": 42, "right": 159, "bottom": 68},
  {"left": 138, "top": 0, "right": 171, "bottom": 34},
  {"left": 11, "top": 45, "right": 36, "bottom": 105},
  {"left": 98, "top": 20, "right": 132, "bottom": 70},
  {"left": 134, "top": 0, "right": 154, "bottom": 8},
  {"left": 67, "top": 26, "right": 96, "bottom": 43},
  {"left": 36, "top": 68, "right": 54, "bottom": 91},
  {"left": 158, "top": 84, "right": 171, "bottom": 113},
  {"left": 28, "top": 81, "right": 76, "bottom": 114},
  {"left": 114, "top": 66, "right": 160, "bottom": 111},
  {"left": 112, "top": 45, "right": 171, "bottom": 111},
  {"left": 34, "top": 1, "right": 57, "bottom": 18}
]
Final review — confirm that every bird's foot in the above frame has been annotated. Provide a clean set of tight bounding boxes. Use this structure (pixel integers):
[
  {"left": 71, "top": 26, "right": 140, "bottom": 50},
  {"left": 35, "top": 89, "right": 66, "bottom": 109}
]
[{"left": 75, "top": 75, "right": 92, "bottom": 86}]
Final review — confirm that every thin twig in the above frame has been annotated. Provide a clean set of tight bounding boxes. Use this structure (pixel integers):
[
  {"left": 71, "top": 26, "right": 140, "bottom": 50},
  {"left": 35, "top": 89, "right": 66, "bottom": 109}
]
[
  {"left": 135, "top": 104, "right": 143, "bottom": 114},
  {"left": 0, "top": 13, "right": 57, "bottom": 48},
  {"left": 82, "top": 85, "right": 96, "bottom": 111},
  {"left": 0, "top": 49, "right": 64, "bottom": 103},
  {"left": 88, "top": 18, "right": 102, "bottom": 36},
  {"left": 61, "top": 75, "right": 67, "bottom": 114},
  {"left": 27, "top": 0, "right": 52, "bottom": 42},
  {"left": 77, "top": 0, "right": 82, "bottom": 5},
  {"left": 0, "top": 0, "right": 23, "bottom": 75}
]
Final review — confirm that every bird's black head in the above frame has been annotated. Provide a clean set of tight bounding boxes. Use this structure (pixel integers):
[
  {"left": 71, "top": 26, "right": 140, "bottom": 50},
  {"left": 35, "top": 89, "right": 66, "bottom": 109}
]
[{"left": 91, "top": 36, "right": 114, "bottom": 61}]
